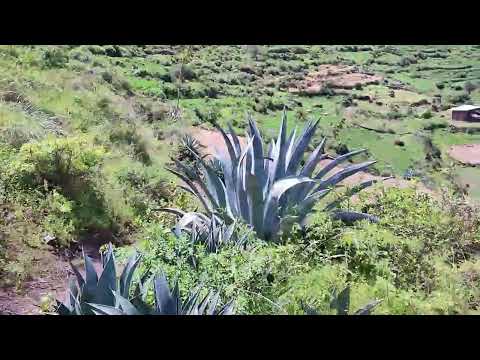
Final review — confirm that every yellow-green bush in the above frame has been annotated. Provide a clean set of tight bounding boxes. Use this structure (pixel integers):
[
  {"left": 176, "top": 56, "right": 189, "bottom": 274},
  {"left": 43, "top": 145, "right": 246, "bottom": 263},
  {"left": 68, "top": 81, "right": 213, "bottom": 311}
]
[{"left": 6, "top": 135, "right": 105, "bottom": 194}]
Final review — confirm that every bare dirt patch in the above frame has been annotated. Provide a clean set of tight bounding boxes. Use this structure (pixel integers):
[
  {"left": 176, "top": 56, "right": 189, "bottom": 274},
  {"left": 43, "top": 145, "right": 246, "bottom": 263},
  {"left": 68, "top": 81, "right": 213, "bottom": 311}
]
[
  {"left": 288, "top": 64, "right": 383, "bottom": 95},
  {"left": 448, "top": 144, "right": 480, "bottom": 165},
  {"left": 187, "top": 127, "right": 247, "bottom": 159},
  {"left": 0, "top": 229, "right": 112, "bottom": 315},
  {"left": 0, "top": 250, "right": 71, "bottom": 315}
]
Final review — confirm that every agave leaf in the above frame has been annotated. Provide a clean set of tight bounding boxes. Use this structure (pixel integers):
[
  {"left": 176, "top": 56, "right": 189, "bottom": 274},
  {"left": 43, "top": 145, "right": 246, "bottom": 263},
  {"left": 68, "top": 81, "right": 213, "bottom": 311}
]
[
  {"left": 102, "top": 243, "right": 114, "bottom": 269},
  {"left": 263, "top": 177, "right": 316, "bottom": 240},
  {"left": 217, "top": 155, "right": 239, "bottom": 217},
  {"left": 95, "top": 251, "right": 117, "bottom": 306},
  {"left": 314, "top": 149, "right": 368, "bottom": 180},
  {"left": 55, "top": 301, "right": 73, "bottom": 315},
  {"left": 297, "top": 189, "right": 331, "bottom": 224},
  {"left": 172, "top": 279, "right": 181, "bottom": 313},
  {"left": 227, "top": 122, "right": 242, "bottom": 156},
  {"left": 330, "top": 287, "right": 350, "bottom": 315},
  {"left": 353, "top": 299, "right": 383, "bottom": 315},
  {"left": 287, "top": 119, "right": 320, "bottom": 175},
  {"left": 133, "top": 270, "right": 153, "bottom": 304},
  {"left": 271, "top": 109, "right": 288, "bottom": 182},
  {"left": 236, "top": 138, "right": 255, "bottom": 221},
  {"left": 69, "top": 260, "right": 85, "bottom": 291},
  {"left": 65, "top": 277, "right": 79, "bottom": 310},
  {"left": 285, "top": 125, "right": 297, "bottom": 169},
  {"left": 316, "top": 160, "right": 377, "bottom": 191},
  {"left": 214, "top": 122, "right": 239, "bottom": 165},
  {"left": 217, "top": 299, "right": 235, "bottom": 315},
  {"left": 245, "top": 172, "right": 264, "bottom": 238},
  {"left": 183, "top": 287, "right": 203, "bottom": 315},
  {"left": 119, "top": 252, "right": 141, "bottom": 299},
  {"left": 190, "top": 150, "right": 229, "bottom": 212},
  {"left": 197, "top": 292, "right": 212, "bottom": 314},
  {"left": 224, "top": 222, "right": 236, "bottom": 243},
  {"left": 87, "top": 303, "right": 125, "bottom": 315},
  {"left": 154, "top": 273, "right": 177, "bottom": 315},
  {"left": 206, "top": 292, "right": 221, "bottom": 315},
  {"left": 114, "top": 292, "right": 142, "bottom": 315},
  {"left": 158, "top": 207, "right": 186, "bottom": 217},
  {"left": 83, "top": 252, "right": 99, "bottom": 300},
  {"left": 178, "top": 184, "right": 197, "bottom": 196},
  {"left": 248, "top": 116, "right": 265, "bottom": 185},
  {"left": 166, "top": 164, "right": 213, "bottom": 213},
  {"left": 300, "top": 138, "right": 327, "bottom": 178},
  {"left": 174, "top": 212, "right": 208, "bottom": 236},
  {"left": 324, "top": 179, "right": 378, "bottom": 212}
]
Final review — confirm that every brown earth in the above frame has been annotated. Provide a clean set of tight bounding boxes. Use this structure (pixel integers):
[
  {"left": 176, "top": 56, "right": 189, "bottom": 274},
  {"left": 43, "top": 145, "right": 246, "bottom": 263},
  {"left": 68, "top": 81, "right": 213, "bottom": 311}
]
[
  {"left": 288, "top": 64, "right": 383, "bottom": 95},
  {"left": 187, "top": 127, "right": 248, "bottom": 160},
  {"left": 0, "top": 233, "right": 107, "bottom": 315},
  {"left": 448, "top": 144, "right": 480, "bottom": 165},
  {"left": 0, "top": 250, "right": 71, "bottom": 315}
]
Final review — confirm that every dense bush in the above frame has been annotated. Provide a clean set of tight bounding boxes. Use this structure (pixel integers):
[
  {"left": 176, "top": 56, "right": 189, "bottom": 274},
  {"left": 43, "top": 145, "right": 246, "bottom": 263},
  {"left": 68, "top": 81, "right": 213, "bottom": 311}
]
[
  {"left": 40, "top": 47, "right": 68, "bottom": 69},
  {"left": 108, "top": 123, "right": 151, "bottom": 165},
  {"left": 1, "top": 136, "right": 116, "bottom": 245},
  {"left": 6, "top": 136, "right": 105, "bottom": 194}
]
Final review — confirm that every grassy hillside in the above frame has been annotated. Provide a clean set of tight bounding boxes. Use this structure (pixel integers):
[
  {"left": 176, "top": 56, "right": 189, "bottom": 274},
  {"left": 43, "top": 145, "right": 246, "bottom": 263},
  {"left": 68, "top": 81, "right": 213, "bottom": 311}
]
[{"left": 1, "top": 45, "right": 480, "bottom": 315}]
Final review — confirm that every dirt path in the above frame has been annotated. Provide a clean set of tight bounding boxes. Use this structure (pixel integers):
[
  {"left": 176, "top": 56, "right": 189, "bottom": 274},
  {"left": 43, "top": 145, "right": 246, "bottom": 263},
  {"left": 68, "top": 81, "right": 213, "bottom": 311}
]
[
  {"left": 0, "top": 249, "right": 71, "bottom": 315},
  {"left": 186, "top": 126, "right": 247, "bottom": 160},
  {"left": 0, "top": 234, "right": 106, "bottom": 315}
]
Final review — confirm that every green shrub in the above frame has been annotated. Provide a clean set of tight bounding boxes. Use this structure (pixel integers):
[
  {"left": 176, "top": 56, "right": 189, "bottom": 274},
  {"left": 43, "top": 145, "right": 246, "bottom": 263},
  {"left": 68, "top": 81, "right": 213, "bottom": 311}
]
[
  {"left": 69, "top": 47, "right": 93, "bottom": 63},
  {"left": 421, "top": 110, "right": 433, "bottom": 119},
  {"left": 360, "top": 188, "right": 480, "bottom": 262},
  {"left": 126, "top": 221, "right": 306, "bottom": 314},
  {"left": 41, "top": 190, "right": 76, "bottom": 246},
  {"left": 86, "top": 45, "right": 106, "bottom": 55},
  {"left": 277, "top": 264, "right": 349, "bottom": 314},
  {"left": 3, "top": 137, "right": 115, "bottom": 245},
  {"left": 170, "top": 64, "right": 196, "bottom": 82},
  {"left": 108, "top": 124, "right": 151, "bottom": 165},
  {"left": 7, "top": 136, "right": 105, "bottom": 194},
  {"left": 40, "top": 47, "right": 68, "bottom": 69}
]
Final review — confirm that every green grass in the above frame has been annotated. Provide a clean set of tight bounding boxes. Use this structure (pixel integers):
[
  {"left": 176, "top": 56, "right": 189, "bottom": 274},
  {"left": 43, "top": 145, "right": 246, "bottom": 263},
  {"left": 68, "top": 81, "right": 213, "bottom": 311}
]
[
  {"left": 339, "top": 127, "right": 426, "bottom": 175},
  {"left": 456, "top": 167, "right": 480, "bottom": 201}
]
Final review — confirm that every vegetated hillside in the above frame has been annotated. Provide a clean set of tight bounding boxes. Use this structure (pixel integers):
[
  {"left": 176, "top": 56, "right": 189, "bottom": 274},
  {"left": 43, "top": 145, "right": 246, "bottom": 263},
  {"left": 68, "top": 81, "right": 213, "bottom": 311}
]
[{"left": 1, "top": 45, "right": 480, "bottom": 315}]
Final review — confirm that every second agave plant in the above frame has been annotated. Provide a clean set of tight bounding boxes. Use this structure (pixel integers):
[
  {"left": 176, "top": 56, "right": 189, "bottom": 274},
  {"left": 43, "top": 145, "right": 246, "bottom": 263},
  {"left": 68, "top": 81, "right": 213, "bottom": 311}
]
[{"left": 164, "top": 109, "right": 379, "bottom": 242}]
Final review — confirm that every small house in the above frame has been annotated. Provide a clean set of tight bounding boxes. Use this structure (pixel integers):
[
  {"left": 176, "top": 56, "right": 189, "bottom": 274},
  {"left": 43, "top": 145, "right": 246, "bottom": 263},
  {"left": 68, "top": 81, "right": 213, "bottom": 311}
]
[{"left": 451, "top": 105, "right": 480, "bottom": 122}]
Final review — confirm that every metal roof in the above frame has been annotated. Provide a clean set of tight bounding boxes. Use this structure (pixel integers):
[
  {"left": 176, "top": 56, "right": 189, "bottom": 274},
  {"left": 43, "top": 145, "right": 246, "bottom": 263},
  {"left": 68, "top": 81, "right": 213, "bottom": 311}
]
[{"left": 451, "top": 105, "right": 480, "bottom": 111}]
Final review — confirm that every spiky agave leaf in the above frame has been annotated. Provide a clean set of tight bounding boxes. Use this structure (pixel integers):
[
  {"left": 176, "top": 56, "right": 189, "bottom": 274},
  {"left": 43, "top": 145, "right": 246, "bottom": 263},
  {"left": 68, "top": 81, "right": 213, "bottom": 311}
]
[{"left": 173, "top": 212, "right": 246, "bottom": 253}]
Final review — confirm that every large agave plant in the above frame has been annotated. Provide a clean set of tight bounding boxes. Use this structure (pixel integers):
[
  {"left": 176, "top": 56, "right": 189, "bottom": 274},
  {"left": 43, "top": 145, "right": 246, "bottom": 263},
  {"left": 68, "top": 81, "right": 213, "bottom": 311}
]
[
  {"left": 56, "top": 244, "right": 234, "bottom": 315},
  {"left": 164, "top": 110, "right": 379, "bottom": 241}
]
